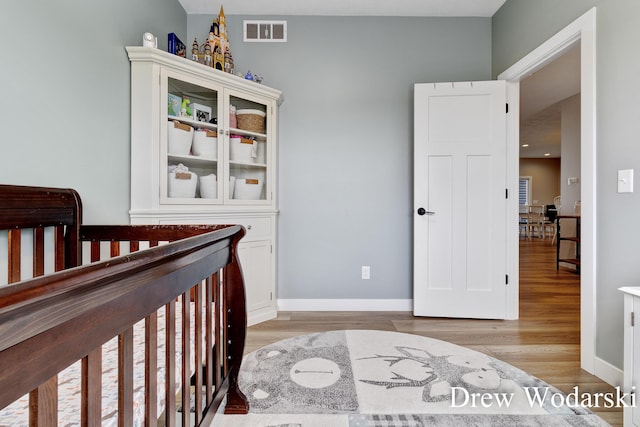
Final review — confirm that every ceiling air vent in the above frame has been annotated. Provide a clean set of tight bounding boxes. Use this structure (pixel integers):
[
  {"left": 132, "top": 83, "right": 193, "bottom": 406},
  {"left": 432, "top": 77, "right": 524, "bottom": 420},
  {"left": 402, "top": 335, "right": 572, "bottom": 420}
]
[{"left": 244, "top": 20, "right": 287, "bottom": 42}]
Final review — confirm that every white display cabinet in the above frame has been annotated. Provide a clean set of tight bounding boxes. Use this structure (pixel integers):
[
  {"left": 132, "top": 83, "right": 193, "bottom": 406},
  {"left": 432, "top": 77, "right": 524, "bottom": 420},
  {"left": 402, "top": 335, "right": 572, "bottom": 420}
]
[
  {"left": 127, "top": 46, "right": 282, "bottom": 325},
  {"left": 621, "top": 287, "right": 640, "bottom": 426}
]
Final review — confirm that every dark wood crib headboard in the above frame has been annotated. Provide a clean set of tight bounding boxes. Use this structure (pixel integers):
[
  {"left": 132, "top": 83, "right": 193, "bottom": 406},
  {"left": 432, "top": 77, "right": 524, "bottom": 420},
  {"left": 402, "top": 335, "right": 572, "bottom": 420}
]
[
  {"left": 0, "top": 184, "right": 82, "bottom": 278},
  {"left": 0, "top": 184, "right": 249, "bottom": 426}
]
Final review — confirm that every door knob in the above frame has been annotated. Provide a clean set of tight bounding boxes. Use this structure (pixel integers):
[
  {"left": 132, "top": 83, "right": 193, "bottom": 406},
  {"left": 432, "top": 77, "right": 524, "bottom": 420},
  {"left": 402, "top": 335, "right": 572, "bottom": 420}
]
[{"left": 417, "top": 208, "right": 435, "bottom": 216}]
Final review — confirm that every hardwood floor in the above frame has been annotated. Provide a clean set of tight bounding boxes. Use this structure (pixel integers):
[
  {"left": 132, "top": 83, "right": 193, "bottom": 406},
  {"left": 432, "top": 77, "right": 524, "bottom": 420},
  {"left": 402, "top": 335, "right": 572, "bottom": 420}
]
[{"left": 245, "top": 237, "right": 621, "bottom": 426}]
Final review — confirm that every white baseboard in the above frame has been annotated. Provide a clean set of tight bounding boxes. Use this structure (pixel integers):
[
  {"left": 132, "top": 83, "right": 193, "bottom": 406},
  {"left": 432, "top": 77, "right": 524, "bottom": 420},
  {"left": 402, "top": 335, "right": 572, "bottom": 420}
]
[
  {"left": 248, "top": 309, "right": 278, "bottom": 326},
  {"left": 594, "top": 355, "right": 623, "bottom": 387},
  {"left": 277, "top": 299, "right": 413, "bottom": 312}
]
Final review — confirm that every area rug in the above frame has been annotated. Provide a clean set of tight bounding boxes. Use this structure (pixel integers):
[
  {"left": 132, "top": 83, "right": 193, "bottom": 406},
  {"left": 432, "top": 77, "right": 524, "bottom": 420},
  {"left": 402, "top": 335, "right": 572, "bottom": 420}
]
[{"left": 215, "top": 330, "right": 610, "bottom": 426}]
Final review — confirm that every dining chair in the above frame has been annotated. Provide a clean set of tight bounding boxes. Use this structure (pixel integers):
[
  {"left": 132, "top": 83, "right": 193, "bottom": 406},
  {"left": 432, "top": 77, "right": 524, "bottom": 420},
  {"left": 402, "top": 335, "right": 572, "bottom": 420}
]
[
  {"left": 527, "top": 205, "right": 545, "bottom": 238},
  {"left": 543, "top": 204, "right": 558, "bottom": 242}
]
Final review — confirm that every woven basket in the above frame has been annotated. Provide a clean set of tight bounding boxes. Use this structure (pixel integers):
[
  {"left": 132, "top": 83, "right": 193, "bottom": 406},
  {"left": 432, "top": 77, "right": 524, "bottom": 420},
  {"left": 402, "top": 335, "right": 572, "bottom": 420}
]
[{"left": 236, "top": 109, "right": 266, "bottom": 133}]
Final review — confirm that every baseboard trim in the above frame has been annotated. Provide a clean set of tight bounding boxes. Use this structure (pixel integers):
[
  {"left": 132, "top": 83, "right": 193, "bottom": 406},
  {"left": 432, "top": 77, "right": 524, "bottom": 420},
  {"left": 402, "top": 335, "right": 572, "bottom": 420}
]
[
  {"left": 277, "top": 299, "right": 413, "bottom": 312},
  {"left": 247, "top": 309, "right": 277, "bottom": 326},
  {"left": 594, "top": 356, "right": 623, "bottom": 387}
]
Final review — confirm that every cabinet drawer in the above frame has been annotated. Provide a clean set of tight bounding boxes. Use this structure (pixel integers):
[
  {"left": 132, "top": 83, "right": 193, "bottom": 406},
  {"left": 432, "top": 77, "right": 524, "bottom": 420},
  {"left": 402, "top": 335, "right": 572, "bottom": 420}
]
[
  {"left": 199, "top": 217, "right": 271, "bottom": 239},
  {"left": 235, "top": 217, "right": 271, "bottom": 239},
  {"left": 158, "top": 216, "right": 272, "bottom": 239}
]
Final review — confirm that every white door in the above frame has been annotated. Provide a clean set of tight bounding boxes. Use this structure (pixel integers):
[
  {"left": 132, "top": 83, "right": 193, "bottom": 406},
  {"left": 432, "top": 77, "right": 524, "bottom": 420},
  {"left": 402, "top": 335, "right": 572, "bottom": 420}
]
[{"left": 413, "top": 81, "right": 508, "bottom": 319}]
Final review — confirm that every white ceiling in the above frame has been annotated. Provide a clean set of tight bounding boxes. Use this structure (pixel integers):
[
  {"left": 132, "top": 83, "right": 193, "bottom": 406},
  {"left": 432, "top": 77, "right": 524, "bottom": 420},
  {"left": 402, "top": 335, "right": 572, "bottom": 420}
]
[
  {"left": 519, "top": 44, "right": 581, "bottom": 158},
  {"left": 178, "top": 0, "right": 508, "bottom": 17}
]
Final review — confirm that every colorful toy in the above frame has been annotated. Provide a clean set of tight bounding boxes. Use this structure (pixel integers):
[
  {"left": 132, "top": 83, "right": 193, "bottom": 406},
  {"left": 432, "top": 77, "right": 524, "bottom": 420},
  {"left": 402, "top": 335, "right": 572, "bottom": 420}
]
[
  {"left": 181, "top": 98, "right": 192, "bottom": 117},
  {"left": 206, "top": 6, "right": 234, "bottom": 74},
  {"left": 192, "top": 38, "right": 199, "bottom": 62}
]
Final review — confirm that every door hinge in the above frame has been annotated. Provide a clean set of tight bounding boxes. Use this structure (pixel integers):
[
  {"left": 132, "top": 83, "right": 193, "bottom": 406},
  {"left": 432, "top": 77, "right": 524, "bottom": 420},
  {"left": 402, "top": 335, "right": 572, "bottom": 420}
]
[
  {"left": 632, "top": 311, "right": 635, "bottom": 327},
  {"left": 505, "top": 274, "right": 509, "bottom": 285},
  {"left": 506, "top": 103, "right": 509, "bottom": 113},
  {"left": 270, "top": 292, "right": 273, "bottom": 301},
  {"left": 505, "top": 189, "right": 509, "bottom": 199}
]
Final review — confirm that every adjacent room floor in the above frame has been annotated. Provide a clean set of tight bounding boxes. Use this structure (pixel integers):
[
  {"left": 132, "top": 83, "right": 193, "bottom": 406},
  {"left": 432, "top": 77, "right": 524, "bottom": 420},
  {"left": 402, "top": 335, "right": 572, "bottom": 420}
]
[{"left": 244, "top": 238, "right": 621, "bottom": 426}]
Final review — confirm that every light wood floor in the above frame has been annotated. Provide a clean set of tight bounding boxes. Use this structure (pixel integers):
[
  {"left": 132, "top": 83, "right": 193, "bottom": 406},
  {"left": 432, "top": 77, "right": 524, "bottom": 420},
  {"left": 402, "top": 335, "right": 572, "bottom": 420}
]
[{"left": 245, "top": 237, "right": 621, "bottom": 426}]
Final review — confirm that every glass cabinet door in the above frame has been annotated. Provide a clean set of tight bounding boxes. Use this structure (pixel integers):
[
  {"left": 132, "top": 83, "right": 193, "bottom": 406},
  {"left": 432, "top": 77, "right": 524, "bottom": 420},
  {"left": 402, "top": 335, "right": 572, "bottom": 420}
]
[
  {"left": 224, "top": 92, "right": 271, "bottom": 203},
  {"left": 160, "top": 70, "right": 223, "bottom": 204}
]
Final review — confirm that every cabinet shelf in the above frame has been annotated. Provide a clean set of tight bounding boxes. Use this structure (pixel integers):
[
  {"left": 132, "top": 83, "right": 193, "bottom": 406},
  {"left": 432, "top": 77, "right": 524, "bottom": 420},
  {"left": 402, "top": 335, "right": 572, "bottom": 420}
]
[
  {"left": 229, "top": 160, "right": 267, "bottom": 168},
  {"left": 229, "top": 127, "right": 267, "bottom": 141},
  {"left": 168, "top": 115, "right": 218, "bottom": 131},
  {"left": 168, "top": 153, "right": 218, "bottom": 166}
]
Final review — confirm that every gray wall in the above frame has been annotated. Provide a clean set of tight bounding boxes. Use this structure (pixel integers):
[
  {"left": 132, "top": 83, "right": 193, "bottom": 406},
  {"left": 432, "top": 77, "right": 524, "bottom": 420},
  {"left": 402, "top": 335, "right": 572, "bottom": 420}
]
[
  {"left": 493, "top": 0, "right": 640, "bottom": 369},
  {"left": 560, "top": 95, "right": 581, "bottom": 215},
  {"left": 0, "top": 0, "right": 186, "bottom": 224},
  {"left": 188, "top": 15, "right": 492, "bottom": 300}
]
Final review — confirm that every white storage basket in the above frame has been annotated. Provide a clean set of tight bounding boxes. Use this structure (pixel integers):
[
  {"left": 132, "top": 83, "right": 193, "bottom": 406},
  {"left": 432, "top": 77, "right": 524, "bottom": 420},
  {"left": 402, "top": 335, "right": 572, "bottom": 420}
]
[
  {"left": 256, "top": 140, "right": 266, "bottom": 164},
  {"left": 199, "top": 173, "right": 217, "bottom": 198},
  {"left": 229, "top": 136, "right": 257, "bottom": 163},
  {"left": 192, "top": 130, "right": 217, "bottom": 157},
  {"left": 229, "top": 176, "right": 236, "bottom": 198},
  {"left": 168, "top": 171, "right": 197, "bottom": 198},
  {"left": 167, "top": 121, "right": 193, "bottom": 155},
  {"left": 233, "top": 178, "right": 263, "bottom": 200}
]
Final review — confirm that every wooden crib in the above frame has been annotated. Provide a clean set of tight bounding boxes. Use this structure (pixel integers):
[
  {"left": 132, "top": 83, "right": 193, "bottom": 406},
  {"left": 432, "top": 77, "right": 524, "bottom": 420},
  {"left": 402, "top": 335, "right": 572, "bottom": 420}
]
[{"left": 0, "top": 184, "right": 249, "bottom": 426}]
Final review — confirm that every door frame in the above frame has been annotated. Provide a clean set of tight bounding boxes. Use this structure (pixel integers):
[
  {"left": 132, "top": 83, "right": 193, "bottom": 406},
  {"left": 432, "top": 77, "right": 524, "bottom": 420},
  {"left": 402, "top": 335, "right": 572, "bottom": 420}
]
[{"left": 498, "top": 8, "right": 597, "bottom": 374}]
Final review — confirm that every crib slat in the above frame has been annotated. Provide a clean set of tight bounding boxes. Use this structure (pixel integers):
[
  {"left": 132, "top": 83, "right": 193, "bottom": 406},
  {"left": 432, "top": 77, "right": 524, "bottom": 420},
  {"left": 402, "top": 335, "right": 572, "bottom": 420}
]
[
  {"left": 205, "top": 276, "right": 214, "bottom": 401},
  {"left": 165, "top": 300, "right": 176, "bottom": 427},
  {"left": 29, "top": 376, "right": 57, "bottom": 427},
  {"left": 194, "top": 282, "right": 203, "bottom": 424},
  {"left": 7, "top": 229, "right": 20, "bottom": 284},
  {"left": 81, "top": 348, "right": 102, "bottom": 426},
  {"left": 110, "top": 241, "right": 120, "bottom": 258},
  {"left": 118, "top": 327, "right": 134, "bottom": 427},
  {"left": 90, "top": 241, "right": 100, "bottom": 263},
  {"left": 33, "top": 227, "right": 45, "bottom": 277},
  {"left": 23, "top": 228, "right": 59, "bottom": 426},
  {"left": 181, "top": 292, "right": 190, "bottom": 427},
  {"left": 214, "top": 273, "right": 222, "bottom": 390},
  {"left": 54, "top": 226, "right": 65, "bottom": 272},
  {"left": 145, "top": 311, "right": 158, "bottom": 426}
]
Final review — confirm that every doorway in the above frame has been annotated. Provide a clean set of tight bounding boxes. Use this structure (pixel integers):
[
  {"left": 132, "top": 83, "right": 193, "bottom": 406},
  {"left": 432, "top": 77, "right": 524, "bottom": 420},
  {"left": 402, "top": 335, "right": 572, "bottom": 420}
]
[
  {"left": 519, "top": 43, "right": 581, "bottom": 279},
  {"left": 499, "top": 8, "right": 597, "bottom": 376}
]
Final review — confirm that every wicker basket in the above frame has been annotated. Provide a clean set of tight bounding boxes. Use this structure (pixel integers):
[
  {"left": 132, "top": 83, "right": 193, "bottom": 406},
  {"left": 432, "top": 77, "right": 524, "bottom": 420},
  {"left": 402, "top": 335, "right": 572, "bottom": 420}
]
[{"left": 236, "top": 109, "right": 266, "bottom": 133}]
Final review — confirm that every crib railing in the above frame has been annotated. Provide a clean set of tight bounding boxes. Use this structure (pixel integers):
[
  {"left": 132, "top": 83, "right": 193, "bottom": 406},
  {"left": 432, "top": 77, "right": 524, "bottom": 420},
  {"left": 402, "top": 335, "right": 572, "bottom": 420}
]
[{"left": 0, "top": 185, "right": 249, "bottom": 426}]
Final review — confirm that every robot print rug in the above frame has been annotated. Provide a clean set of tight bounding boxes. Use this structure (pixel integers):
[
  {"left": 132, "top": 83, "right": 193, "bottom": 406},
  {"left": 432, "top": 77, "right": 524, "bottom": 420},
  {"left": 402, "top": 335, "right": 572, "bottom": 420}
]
[{"left": 215, "top": 330, "right": 611, "bottom": 427}]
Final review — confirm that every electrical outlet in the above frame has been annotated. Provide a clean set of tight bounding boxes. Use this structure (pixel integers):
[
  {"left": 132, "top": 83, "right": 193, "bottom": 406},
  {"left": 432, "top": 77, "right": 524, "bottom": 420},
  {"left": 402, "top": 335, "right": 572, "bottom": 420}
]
[{"left": 361, "top": 266, "right": 370, "bottom": 280}]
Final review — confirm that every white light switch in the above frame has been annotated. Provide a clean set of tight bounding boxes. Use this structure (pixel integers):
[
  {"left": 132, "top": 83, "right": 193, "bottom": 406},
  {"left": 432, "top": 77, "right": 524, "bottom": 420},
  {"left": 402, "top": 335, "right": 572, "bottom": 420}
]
[{"left": 618, "top": 169, "right": 634, "bottom": 193}]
